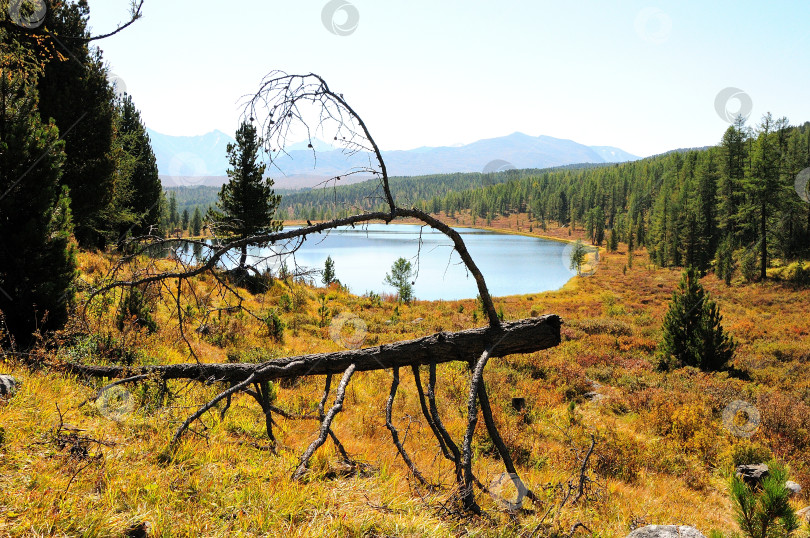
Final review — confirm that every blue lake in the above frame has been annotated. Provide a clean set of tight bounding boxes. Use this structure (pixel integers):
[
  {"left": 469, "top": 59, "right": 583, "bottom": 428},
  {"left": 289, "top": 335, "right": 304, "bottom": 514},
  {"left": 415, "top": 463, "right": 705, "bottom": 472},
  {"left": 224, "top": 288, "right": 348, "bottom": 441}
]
[{"left": 227, "top": 224, "right": 576, "bottom": 300}]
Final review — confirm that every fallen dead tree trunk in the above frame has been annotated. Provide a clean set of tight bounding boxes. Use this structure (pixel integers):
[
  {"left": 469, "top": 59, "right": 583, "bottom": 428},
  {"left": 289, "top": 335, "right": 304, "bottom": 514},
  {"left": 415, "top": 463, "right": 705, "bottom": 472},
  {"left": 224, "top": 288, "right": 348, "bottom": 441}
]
[
  {"left": 63, "top": 315, "right": 561, "bottom": 383},
  {"left": 64, "top": 314, "right": 562, "bottom": 510}
]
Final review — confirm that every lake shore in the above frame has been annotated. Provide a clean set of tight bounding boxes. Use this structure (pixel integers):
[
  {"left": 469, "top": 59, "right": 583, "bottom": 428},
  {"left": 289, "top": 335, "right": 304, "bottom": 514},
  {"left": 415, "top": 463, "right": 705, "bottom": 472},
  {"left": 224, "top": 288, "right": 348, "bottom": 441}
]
[{"left": 282, "top": 216, "right": 600, "bottom": 299}]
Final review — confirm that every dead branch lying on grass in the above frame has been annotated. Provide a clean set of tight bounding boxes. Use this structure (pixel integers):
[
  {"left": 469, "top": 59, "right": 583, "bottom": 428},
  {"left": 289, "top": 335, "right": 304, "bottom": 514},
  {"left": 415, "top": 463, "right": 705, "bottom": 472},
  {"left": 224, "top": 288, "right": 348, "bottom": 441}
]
[{"left": 63, "top": 316, "right": 560, "bottom": 383}]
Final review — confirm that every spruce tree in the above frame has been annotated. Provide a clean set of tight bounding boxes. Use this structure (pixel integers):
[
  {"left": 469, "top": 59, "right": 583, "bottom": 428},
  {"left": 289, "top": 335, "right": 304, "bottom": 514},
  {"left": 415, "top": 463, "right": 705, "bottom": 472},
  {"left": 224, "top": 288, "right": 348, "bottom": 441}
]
[
  {"left": 208, "top": 121, "right": 282, "bottom": 269},
  {"left": 659, "top": 267, "right": 736, "bottom": 371}
]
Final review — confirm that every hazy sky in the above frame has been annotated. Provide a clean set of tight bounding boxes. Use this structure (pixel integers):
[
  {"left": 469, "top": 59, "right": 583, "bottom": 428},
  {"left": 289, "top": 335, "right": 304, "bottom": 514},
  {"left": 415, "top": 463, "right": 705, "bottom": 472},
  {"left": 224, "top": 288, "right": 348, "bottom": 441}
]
[{"left": 87, "top": 1, "right": 810, "bottom": 157}]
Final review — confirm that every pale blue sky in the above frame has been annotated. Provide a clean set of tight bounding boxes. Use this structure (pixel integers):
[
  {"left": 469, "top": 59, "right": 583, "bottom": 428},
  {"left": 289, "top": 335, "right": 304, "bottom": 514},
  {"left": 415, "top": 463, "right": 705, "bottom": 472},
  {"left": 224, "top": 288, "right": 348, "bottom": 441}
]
[{"left": 88, "top": 1, "right": 810, "bottom": 157}]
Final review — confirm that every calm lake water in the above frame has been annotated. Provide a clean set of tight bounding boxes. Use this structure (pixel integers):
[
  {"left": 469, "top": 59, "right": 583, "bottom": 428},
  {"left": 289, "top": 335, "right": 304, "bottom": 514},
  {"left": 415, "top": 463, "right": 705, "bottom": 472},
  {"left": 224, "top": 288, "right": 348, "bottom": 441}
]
[{"left": 175, "top": 224, "right": 577, "bottom": 300}]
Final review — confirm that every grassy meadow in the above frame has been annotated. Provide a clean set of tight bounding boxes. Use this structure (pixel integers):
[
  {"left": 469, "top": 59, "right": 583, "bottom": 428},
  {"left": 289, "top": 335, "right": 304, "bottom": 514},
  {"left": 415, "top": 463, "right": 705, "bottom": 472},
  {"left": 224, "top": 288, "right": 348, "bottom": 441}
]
[{"left": 1, "top": 216, "right": 809, "bottom": 537}]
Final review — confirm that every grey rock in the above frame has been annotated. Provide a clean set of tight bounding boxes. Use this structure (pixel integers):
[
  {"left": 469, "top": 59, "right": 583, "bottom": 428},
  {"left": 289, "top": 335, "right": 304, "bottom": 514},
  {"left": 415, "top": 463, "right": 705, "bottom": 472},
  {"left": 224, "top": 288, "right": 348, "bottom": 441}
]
[
  {"left": 797, "top": 506, "right": 810, "bottom": 523},
  {"left": 584, "top": 391, "right": 605, "bottom": 402},
  {"left": 627, "top": 525, "right": 706, "bottom": 538},
  {"left": 0, "top": 375, "right": 20, "bottom": 397},
  {"left": 785, "top": 480, "right": 802, "bottom": 496},
  {"left": 736, "top": 463, "right": 769, "bottom": 486}
]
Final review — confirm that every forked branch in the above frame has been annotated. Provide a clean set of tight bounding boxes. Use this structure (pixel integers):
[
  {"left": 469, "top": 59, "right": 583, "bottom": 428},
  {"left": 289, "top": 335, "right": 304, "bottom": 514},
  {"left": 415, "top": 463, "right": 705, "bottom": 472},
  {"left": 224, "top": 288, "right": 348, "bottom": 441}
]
[{"left": 292, "top": 364, "right": 356, "bottom": 480}]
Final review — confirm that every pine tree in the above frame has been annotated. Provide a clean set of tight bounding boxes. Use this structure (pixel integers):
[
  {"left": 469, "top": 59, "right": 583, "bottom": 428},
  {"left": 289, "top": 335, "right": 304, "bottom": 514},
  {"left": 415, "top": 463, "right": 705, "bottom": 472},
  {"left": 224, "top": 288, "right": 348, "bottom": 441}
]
[
  {"left": 115, "top": 94, "right": 161, "bottom": 238},
  {"left": 322, "top": 255, "right": 336, "bottom": 286},
  {"left": 168, "top": 191, "right": 179, "bottom": 229},
  {"left": 780, "top": 128, "right": 810, "bottom": 259},
  {"left": 557, "top": 190, "right": 568, "bottom": 225},
  {"left": 33, "top": 1, "right": 117, "bottom": 248},
  {"left": 569, "top": 240, "right": 588, "bottom": 275},
  {"left": 627, "top": 222, "right": 634, "bottom": 252},
  {"left": 627, "top": 224, "right": 634, "bottom": 268},
  {"left": 659, "top": 267, "right": 736, "bottom": 371},
  {"left": 208, "top": 121, "right": 282, "bottom": 269},
  {"left": 743, "top": 114, "right": 787, "bottom": 280},
  {"left": 608, "top": 228, "right": 618, "bottom": 252},
  {"left": 0, "top": 44, "right": 76, "bottom": 345},
  {"left": 730, "top": 464, "right": 799, "bottom": 538},
  {"left": 718, "top": 117, "right": 749, "bottom": 241},
  {"left": 635, "top": 214, "right": 646, "bottom": 248},
  {"left": 384, "top": 258, "right": 414, "bottom": 304},
  {"left": 651, "top": 182, "right": 674, "bottom": 266},
  {"left": 181, "top": 208, "right": 190, "bottom": 231},
  {"left": 680, "top": 181, "right": 709, "bottom": 272},
  {"left": 695, "top": 151, "right": 719, "bottom": 255},
  {"left": 715, "top": 235, "right": 735, "bottom": 285},
  {"left": 586, "top": 206, "right": 605, "bottom": 246},
  {"left": 191, "top": 207, "right": 202, "bottom": 236}
]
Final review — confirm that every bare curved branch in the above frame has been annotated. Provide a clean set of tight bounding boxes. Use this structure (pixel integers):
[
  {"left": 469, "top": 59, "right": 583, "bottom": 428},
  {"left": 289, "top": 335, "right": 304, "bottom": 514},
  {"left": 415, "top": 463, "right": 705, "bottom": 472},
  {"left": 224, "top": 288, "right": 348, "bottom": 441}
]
[{"left": 385, "top": 367, "right": 431, "bottom": 487}]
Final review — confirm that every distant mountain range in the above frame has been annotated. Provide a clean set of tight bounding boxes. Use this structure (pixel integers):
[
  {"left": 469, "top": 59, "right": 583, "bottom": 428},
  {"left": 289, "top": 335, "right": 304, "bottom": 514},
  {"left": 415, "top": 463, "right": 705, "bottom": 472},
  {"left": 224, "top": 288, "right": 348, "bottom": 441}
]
[{"left": 148, "top": 128, "right": 639, "bottom": 188}]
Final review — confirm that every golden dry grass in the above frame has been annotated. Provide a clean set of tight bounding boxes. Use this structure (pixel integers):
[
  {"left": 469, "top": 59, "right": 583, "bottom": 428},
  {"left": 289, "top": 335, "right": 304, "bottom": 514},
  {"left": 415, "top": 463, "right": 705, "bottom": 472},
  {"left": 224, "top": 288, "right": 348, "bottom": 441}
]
[{"left": 1, "top": 225, "right": 809, "bottom": 537}]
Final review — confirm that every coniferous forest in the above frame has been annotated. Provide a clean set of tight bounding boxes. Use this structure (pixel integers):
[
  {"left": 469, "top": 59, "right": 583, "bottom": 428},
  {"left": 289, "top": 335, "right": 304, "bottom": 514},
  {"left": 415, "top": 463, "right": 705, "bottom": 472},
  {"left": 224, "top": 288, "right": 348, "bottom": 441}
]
[
  {"left": 2, "top": 2, "right": 163, "bottom": 345},
  {"left": 278, "top": 118, "right": 810, "bottom": 282}
]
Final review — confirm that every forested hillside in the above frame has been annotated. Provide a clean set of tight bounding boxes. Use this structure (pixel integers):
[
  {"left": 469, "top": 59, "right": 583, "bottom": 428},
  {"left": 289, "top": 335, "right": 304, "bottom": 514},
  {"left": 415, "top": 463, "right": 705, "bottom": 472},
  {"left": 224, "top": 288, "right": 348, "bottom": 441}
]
[
  {"left": 276, "top": 164, "right": 608, "bottom": 219},
  {"left": 165, "top": 117, "right": 810, "bottom": 285},
  {"left": 282, "top": 118, "right": 810, "bottom": 278}
]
